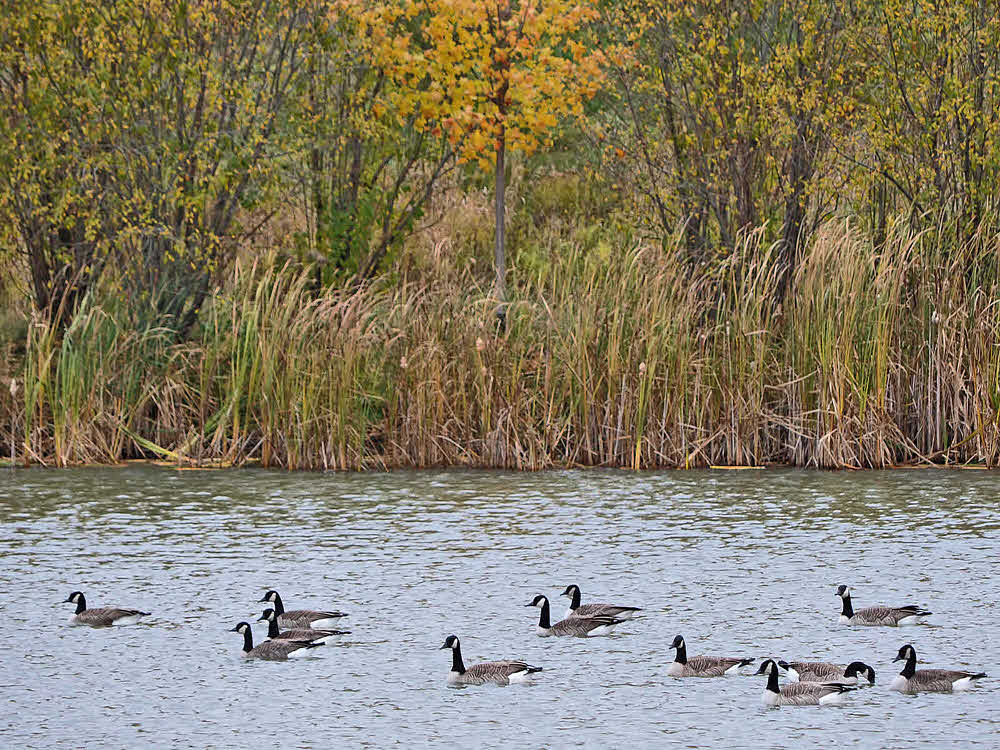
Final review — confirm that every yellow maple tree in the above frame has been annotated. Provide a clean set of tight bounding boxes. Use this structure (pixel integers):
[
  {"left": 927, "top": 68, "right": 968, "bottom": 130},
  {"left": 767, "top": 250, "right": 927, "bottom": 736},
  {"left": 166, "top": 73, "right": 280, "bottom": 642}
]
[{"left": 342, "top": 0, "right": 606, "bottom": 315}]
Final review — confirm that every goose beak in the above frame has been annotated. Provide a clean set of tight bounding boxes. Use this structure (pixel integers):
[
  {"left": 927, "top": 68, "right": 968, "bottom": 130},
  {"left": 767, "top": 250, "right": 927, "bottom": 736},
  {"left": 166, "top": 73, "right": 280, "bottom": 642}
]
[
  {"left": 257, "top": 597, "right": 268, "bottom": 603},
  {"left": 229, "top": 626, "right": 240, "bottom": 632},
  {"left": 439, "top": 643, "right": 449, "bottom": 649},
  {"left": 524, "top": 603, "right": 534, "bottom": 607},
  {"left": 892, "top": 655, "right": 902, "bottom": 662}
]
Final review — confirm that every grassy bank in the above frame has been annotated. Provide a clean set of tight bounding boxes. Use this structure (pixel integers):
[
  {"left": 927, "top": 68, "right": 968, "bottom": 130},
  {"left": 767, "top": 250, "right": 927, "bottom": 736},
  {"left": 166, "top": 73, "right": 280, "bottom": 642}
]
[{"left": 2, "top": 185, "right": 998, "bottom": 470}]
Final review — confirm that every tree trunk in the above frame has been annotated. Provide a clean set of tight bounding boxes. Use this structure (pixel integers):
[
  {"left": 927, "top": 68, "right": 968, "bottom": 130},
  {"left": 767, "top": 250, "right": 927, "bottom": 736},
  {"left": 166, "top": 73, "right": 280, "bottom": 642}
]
[{"left": 494, "top": 122, "right": 507, "bottom": 330}]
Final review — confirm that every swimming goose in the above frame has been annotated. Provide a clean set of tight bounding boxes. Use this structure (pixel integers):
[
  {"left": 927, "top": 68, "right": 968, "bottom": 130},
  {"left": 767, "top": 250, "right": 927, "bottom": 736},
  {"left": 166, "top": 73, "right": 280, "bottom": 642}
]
[
  {"left": 63, "top": 591, "right": 150, "bottom": 627},
  {"left": 440, "top": 635, "right": 543, "bottom": 686},
  {"left": 837, "top": 585, "right": 931, "bottom": 626},
  {"left": 257, "top": 608, "right": 350, "bottom": 644},
  {"left": 230, "top": 622, "right": 322, "bottom": 660},
  {"left": 755, "top": 659, "right": 856, "bottom": 706},
  {"left": 560, "top": 584, "right": 642, "bottom": 620},
  {"left": 666, "top": 635, "right": 754, "bottom": 677},
  {"left": 889, "top": 644, "right": 987, "bottom": 693},
  {"left": 258, "top": 590, "right": 347, "bottom": 629},
  {"left": 778, "top": 660, "right": 875, "bottom": 685},
  {"left": 526, "top": 594, "right": 624, "bottom": 637}
]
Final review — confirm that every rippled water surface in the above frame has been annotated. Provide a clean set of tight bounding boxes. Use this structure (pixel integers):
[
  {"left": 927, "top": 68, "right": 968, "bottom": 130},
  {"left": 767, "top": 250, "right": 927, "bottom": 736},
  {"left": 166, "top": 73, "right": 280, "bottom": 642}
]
[{"left": 2, "top": 466, "right": 997, "bottom": 748}]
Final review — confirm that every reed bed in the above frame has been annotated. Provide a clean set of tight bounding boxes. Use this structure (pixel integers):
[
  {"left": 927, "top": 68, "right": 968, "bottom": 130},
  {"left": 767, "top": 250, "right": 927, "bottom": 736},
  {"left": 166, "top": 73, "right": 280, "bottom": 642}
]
[{"left": 3, "top": 212, "right": 999, "bottom": 469}]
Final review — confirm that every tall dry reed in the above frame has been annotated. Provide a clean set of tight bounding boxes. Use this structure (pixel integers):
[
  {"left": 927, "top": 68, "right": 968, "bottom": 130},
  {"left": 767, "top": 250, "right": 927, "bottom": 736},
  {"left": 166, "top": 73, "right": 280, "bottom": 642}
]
[{"left": 5, "top": 213, "right": 999, "bottom": 469}]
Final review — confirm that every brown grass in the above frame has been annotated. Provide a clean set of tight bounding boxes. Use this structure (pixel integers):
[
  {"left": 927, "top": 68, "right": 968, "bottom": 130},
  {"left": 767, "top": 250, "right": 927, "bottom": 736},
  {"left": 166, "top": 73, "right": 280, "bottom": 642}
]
[{"left": 2, "top": 201, "right": 999, "bottom": 470}]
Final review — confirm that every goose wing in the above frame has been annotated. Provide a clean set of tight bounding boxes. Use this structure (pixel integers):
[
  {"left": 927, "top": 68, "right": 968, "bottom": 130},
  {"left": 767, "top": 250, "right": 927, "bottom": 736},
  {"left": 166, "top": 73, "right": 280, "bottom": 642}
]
[
  {"left": 77, "top": 607, "right": 149, "bottom": 626},
  {"left": 271, "top": 627, "right": 342, "bottom": 641},
  {"left": 778, "top": 682, "right": 844, "bottom": 705},
  {"left": 253, "top": 638, "right": 319, "bottom": 660},
  {"left": 854, "top": 605, "right": 928, "bottom": 625},
  {"left": 571, "top": 603, "right": 642, "bottom": 618},
  {"left": 464, "top": 660, "right": 541, "bottom": 685},
  {"left": 279, "top": 609, "right": 348, "bottom": 627},
  {"left": 911, "top": 668, "right": 983, "bottom": 692},
  {"left": 686, "top": 655, "right": 745, "bottom": 677},
  {"left": 790, "top": 662, "right": 844, "bottom": 682},
  {"left": 551, "top": 614, "right": 621, "bottom": 636}
]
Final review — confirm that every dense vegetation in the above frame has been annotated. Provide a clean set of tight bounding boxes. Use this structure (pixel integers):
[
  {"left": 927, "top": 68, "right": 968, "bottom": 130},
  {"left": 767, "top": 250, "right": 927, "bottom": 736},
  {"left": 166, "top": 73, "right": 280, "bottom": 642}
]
[{"left": 1, "top": 0, "right": 998, "bottom": 468}]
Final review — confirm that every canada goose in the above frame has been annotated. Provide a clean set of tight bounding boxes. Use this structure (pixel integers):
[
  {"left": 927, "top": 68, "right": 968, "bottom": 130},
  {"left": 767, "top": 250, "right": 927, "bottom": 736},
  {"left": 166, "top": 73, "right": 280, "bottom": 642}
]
[
  {"left": 440, "top": 635, "right": 542, "bottom": 686},
  {"left": 63, "top": 591, "right": 150, "bottom": 627},
  {"left": 257, "top": 608, "right": 350, "bottom": 644},
  {"left": 890, "top": 644, "right": 987, "bottom": 693},
  {"left": 560, "top": 584, "right": 642, "bottom": 620},
  {"left": 258, "top": 590, "right": 347, "bottom": 629},
  {"left": 230, "top": 621, "right": 322, "bottom": 660},
  {"left": 837, "top": 585, "right": 931, "bottom": 626},
  {"left": 526, "top": 594, "right": 623, "bottom": 637},
  {"left": 666, "top": 635, "right": 754, "bottom": 677},
  {"left": 778, "top": 660, "right": 875, "bottom": 685},
  {"left": 755, "top": 659, "right": 856, "bottom": 706}
]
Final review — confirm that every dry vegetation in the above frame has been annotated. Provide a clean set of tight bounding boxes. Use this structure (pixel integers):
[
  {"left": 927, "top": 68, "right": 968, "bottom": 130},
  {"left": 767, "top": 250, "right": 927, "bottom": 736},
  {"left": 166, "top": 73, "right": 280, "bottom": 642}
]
[{"left": 4, "top": 179, "right": 998, "bottom": 470}]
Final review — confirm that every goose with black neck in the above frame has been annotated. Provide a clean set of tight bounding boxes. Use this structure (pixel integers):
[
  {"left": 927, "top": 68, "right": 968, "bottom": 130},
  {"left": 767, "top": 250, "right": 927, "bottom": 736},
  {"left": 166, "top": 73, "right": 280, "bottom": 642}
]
[
  {"left": 560, "top": 584, "right": 642, "bottom": 620},
  {"left": 837, "top": 585, "right": 931, "bottom": 626},
  {"left": 258, "top": 589, "right": 348, "bottom": 629},
  {"left": 890, "top": 644, "right": 987, "bottom": 693},
  {"left": 526, "top": 594, "right": 624, "bottom": 637},
  {"left": 440, "top": 635, "right": 542, "bottom": 686},
  {"left": 666, "top": 635, "right": 754, "bottom": 677}
]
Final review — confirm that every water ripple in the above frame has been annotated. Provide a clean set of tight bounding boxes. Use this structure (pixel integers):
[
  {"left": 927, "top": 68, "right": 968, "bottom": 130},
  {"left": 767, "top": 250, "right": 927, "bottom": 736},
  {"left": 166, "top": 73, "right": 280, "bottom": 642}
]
[{"left": 1, "top": 466, "right": 997, "bottom": 748}]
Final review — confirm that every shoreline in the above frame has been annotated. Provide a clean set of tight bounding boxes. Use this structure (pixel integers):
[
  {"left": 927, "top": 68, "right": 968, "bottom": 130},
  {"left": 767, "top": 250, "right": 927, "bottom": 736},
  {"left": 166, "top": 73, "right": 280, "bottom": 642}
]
[{"left": 1, "top": 457, "right": 992, "bottom": 472}]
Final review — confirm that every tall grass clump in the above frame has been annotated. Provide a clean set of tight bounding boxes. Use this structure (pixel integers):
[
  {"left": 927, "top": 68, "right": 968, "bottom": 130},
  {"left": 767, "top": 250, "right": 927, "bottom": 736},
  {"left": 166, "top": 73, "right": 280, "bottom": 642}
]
[{"left": 7, "top": 198, "right": 1000, "bottom": 469}]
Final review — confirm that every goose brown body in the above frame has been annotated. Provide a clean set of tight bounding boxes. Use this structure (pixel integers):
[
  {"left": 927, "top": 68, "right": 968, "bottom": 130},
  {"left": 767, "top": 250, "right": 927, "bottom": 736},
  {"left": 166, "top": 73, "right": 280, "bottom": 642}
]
[
  {"left": 231, "top": 622, "right": 322, "bottom": 661},
  {"left": 667, "top": 635, "right": 753, "bottom": 677},
  {"left": 441, "top": 635, "right": 542, "bottom": 686},
  {"left": 890, "top": 645, "right": 987, "bottom": 693},
  {"left": 259, "top": 590, "right": 347, "bottom": 629},
  {"left": 64, "top": 592, "right": 149, "bottom": 627}
]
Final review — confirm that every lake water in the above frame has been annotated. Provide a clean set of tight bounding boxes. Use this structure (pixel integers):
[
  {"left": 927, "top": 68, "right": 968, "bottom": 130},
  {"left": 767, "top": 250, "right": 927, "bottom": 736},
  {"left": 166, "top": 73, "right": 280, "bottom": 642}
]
[{"left": 1, "top": 466, "right": 997, "bottom": 748}]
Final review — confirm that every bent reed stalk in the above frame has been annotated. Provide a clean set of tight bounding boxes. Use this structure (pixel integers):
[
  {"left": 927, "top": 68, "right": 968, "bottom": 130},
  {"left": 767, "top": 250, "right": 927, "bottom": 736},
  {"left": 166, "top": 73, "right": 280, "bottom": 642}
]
[{"left": 5, "top": 218, "right": 999, "bottom": 470}]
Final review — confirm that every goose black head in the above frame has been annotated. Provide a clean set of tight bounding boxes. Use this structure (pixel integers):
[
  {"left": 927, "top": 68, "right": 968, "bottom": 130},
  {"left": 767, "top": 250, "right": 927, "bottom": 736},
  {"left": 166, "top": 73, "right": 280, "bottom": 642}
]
[
  {"left": 754, "top": 659, "right": 779, "bottom": 676},
  {"left": 525, "top": 594, "right": 548, "bottom": 608},
  {"left": 257, "top": 608, "right": 277, "bottom": 623},
  {"left": 259, "top": 590, "right": 279, "bottom": 604},
  {"left": 669, "top": 635, "right": 685, "bottom": 650},
  {"left": 845, "top": 661, "right": 875, "bottom": 683},
  {"left": 64, "top": 591, "right": 84, "bottom": 604},
  {"left": 560, "top": 585, "right": 579, "bottom": 598},
  {"left": 440, "top": 635, "right": 460, "bottom": 650},
  {"left": 230, "top": 621, "right": 251, "bottom": 633},
  {"left": 893, "top": 644, "right": 915, "bottom": 663},
  {"left": 836, "top": 585, "right": 850, "bottom": 598},
  {"left": 777, "top": 660, "right": 791, "bottom": 670}
]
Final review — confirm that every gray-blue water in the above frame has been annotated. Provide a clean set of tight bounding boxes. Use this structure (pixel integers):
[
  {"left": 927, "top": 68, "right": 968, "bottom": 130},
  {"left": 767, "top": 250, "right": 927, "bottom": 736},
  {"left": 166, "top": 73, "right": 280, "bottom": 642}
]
[{"left": 1, "top": 466, "right": 997, "bottom": 747}]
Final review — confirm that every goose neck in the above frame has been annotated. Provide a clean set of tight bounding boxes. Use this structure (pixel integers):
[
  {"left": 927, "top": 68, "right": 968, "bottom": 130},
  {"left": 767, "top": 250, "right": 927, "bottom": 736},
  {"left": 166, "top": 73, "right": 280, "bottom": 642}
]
[
  {"left": 266, "top": 618, "right": 280, "bottom": 638},
  {"left": 766, "top": 665, "right": 780, "bottom": 693},
  {"left": 674, "top": 642, "right": 687, "bottom": 664},
  {"left": 451, "top": 644, "right": 466, "bottom": 674},
  {"left": 271, "top": 594, "right": 285, "bottom": 616},
  {"left": 75, "top": 595, "right": 87, "bottom": 615},
  {"left": 570, "top": 588, "right": 581, "bottom": 610},
  {"left": 900, "top": 651, "right": 916, "bottom": 679},
  {"left": 840, "top": 594, "right": 854, "bottom": 619},
  {"left": 241, "top": 628, "right": 254, "bottom": 653},
  {"left": 537, "top": 598, "right": 551, "bottom": 629}
]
